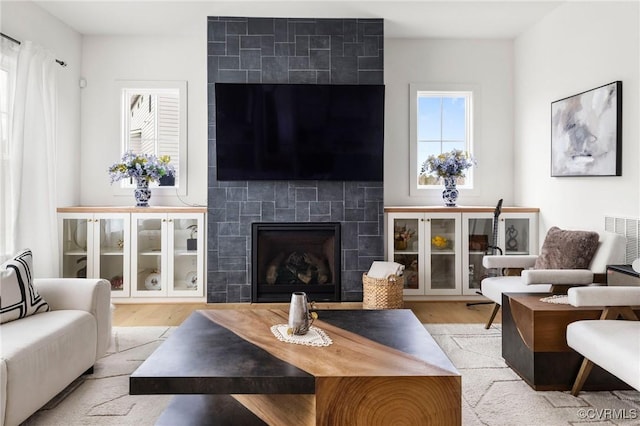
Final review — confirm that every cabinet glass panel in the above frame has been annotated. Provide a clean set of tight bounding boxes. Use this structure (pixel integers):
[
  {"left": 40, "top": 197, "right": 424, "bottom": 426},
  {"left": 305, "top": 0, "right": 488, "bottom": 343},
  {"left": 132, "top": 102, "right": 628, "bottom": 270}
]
[
  {"left": 61, "top": 218, "right": 89, "bottom": 278},
  {"left": 99, "top": 218, "right": 126, "bottom": 295},
  {"left": 467, "top": 217, "right": 492, "bottom": 290},
  {"left": 136, "top": 218, "right": 163, "bottom": 293},
  {"left": 172, "top": 218, "right": 199, "bottom": 293},
  {"left": 430, "top": 218, "right": 456, "bottom": 290},
  {"left": 392, "top": 218, "right": 420, "bottom": 290},
  {"left": 504, "top": 218, "right": 530, "bottom": 255}
]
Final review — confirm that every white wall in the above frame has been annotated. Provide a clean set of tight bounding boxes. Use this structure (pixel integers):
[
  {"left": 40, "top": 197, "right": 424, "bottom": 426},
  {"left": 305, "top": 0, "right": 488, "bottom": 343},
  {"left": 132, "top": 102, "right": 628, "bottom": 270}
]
[
  {"left": 80, "top": 34, "right": 207, "bottom": 206},
  {"left": 514, "top": 1, "right": 640, "bottom": 237},
  {"left": 384, "top": 38, "right": 515, "bottom": 207},
  {"left": 1, "top": 1, "right": 82, "bottom": 207}
]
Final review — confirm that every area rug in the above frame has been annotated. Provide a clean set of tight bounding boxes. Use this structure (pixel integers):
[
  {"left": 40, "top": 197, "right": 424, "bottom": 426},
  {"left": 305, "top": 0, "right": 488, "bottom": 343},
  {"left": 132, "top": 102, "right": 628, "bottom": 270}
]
[
  {"left": 424, "top": 323, "right": 640, "bottom": 426},
  {"left": 22, "top": 327, "right": 174, "bottom": 426},
  {"left": 22, "top": 324, "right": 640, "bottom": 425}
]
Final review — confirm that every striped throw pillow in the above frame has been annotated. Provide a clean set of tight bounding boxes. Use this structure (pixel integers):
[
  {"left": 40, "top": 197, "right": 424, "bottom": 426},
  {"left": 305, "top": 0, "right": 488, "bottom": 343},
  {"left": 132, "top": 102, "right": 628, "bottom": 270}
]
[{"left": 1, "top": 249, "right": 50, "bottom": 324}]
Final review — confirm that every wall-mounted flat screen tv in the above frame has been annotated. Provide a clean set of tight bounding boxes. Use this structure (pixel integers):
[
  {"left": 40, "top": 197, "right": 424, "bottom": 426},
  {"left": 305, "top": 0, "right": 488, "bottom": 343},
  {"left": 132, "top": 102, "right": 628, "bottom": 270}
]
[{"left": 215, "top": 83, "right": 384, "bottom": 181}]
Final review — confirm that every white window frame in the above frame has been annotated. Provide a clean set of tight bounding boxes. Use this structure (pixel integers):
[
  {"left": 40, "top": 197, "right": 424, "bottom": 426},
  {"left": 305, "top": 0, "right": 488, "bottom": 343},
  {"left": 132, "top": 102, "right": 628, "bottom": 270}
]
[
  {"left": 112, "top": 80, "right": 188, "bottom": 196},
  {"left": 409, "top": 83, "right": 479, "bottom": 197}
]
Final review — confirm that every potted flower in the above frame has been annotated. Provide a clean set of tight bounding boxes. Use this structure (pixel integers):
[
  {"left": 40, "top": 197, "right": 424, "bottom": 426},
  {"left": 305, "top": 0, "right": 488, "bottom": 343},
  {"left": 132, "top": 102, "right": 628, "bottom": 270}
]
[
  {"left": 108, "top": 151, "right": 175, "bottom": 207},
  {"left": 421, "top": 149, "right": 475, "bottom": 207}
]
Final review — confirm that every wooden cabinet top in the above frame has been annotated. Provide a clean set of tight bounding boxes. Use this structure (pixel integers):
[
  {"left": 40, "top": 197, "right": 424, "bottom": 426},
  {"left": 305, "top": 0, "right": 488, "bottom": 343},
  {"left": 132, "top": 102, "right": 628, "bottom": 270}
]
[
  {"left": 384, "top": 206, "right": 539, "bottom": 213},
  {"left": 57, "top": 206, "right": 207, "bottom": 214}
]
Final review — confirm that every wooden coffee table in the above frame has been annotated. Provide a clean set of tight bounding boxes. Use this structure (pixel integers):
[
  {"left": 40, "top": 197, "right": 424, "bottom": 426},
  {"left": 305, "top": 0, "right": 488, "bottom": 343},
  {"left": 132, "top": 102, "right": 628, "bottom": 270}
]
[
  {"left": 130, "top": 309, "right": 461, "bottom": 425},
  {"left": 502, "top": 292, "right": 639, "bottom": 391}
]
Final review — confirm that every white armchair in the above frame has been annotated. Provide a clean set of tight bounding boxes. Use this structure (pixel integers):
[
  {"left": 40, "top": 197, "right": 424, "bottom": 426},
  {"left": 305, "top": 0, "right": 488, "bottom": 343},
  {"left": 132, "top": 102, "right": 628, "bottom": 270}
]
[
  {"left": 480, "top": 230, "right": 626, "bottom": 329},
  {"left": 566, "top": 286, "right": 640, "bottom": 395}
]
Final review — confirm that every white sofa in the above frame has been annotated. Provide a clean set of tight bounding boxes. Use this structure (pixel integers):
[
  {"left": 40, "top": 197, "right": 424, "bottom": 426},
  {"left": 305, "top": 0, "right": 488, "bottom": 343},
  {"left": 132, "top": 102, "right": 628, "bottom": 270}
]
[
  {"left": 566, "top": 286, "right": 640, "bottom": 395},
  {"left": 0, "top": 278, "right": 111, "bottom": 426}
]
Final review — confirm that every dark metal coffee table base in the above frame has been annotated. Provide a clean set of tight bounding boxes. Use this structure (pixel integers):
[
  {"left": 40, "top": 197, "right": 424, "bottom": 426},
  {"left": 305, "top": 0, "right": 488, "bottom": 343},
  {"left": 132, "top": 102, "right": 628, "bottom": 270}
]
[{"left": 156, "top": 395, "right": 266, "bottom": 426}]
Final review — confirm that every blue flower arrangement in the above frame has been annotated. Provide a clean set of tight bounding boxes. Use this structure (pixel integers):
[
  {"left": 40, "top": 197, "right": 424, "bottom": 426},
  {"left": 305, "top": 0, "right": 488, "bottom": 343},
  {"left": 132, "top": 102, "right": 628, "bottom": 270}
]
[
  {"left": 422, "top": 149, "right": 475, "bottom": 178},
  {"left": 108, "top": 151, "right": 175, "bottom": 184}
]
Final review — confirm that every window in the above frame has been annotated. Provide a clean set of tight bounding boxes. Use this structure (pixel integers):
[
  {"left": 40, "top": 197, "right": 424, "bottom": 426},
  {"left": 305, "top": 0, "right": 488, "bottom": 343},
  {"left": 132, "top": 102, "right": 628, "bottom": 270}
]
[
  {"left": 0, "top": 38, "right": 18, "bottom": 259},
  {"left": 409, "top": 84, "right": 476, "bottom": 196},
  {"left": 115, "top": 80, "right": 187, "bottom": 195},
  {"left": 124, "top": 90, "right": 179, "bottom": 166}
]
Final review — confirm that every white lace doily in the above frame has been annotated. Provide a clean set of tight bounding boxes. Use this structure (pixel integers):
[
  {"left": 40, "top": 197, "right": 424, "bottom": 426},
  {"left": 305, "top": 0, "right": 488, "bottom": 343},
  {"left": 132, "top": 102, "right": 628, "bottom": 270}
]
[
  {"left": 270, "top": 324, "right": 333, "bottom": 347},
  {"left": 540, "top": 295, "right": 569, "bottom": 304}
]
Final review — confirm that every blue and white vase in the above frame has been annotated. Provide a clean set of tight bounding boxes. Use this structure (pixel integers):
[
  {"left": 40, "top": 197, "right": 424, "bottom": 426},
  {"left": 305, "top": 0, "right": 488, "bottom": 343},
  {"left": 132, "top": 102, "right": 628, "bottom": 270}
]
[
  {"left": 442, "top": 176, "right": 458, "bottom": 207},
  {"left": 134, "top": 178, "right": 151, "bottom": 207}
]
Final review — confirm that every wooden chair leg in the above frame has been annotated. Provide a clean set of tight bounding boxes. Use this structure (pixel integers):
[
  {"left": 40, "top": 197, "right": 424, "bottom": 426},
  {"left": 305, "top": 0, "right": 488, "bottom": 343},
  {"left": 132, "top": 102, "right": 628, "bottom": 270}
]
[
  {"left": 571, "top": 357, "right": 594, "bottom": 396},
  {"left": 485, "top": 303, "right": 500, "bottom": 329},
  {"left": 600, "top": 306, "right": 639, "bottom": 321}
]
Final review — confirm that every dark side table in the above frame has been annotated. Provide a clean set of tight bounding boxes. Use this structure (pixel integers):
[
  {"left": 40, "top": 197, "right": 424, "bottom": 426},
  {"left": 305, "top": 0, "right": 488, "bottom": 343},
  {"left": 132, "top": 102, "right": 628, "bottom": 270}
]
[{"left": 501, "top": 292, "right": 638, "bottom": 391}]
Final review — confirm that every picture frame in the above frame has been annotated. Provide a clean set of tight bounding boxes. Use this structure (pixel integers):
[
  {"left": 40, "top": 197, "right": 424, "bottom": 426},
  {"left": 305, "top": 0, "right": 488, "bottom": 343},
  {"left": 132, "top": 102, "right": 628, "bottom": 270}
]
[{"left": 550, "top": 81, "right": 622, "bottom": 177}]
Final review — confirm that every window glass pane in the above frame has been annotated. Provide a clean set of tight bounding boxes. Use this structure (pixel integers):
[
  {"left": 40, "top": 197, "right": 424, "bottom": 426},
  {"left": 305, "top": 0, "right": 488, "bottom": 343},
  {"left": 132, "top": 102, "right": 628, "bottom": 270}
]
[
  {"left": 442, "top": 97, "right": 466, "bottom": 140},
  {"left": 417, "top": 96, "right": 441, "bottom": 141},
  {"left": 121, "top": 85, "right": 182, "bottom": 189},
  {"left": 442, "top": 141, "right": 465, "bottom": 152},
  {"left": 414, "top": 89, "right": 473, "bottom": 189},
  {"left": 417, "top": 141, "right": 442, "bottom": 172}
]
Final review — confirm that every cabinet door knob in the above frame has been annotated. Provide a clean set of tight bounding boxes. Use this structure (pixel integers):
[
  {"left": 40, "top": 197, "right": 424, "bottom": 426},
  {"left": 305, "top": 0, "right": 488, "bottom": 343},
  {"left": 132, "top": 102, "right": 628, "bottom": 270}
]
[{"left": 162, "top": 219, "right": 166, "bottom": 222}]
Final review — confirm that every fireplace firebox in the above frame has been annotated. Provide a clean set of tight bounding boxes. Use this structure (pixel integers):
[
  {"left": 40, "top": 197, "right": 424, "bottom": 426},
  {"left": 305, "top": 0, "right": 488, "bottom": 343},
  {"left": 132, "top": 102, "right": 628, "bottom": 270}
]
[{"left": 252, "top": 222, "right": 341, "bottom": 302}]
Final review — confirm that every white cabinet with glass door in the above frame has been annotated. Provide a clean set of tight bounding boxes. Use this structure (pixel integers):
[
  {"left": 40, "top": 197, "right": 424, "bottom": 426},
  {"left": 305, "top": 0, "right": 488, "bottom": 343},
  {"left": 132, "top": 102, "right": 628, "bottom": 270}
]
[
  {"left": 131, "top": 212, "right": 204, "bottom": 298},
  {"left": 462, "top": 211, "right": 538, "bottom": 296},
  {"left": 387, "top": 212, "right": 462, "bottom": 296},
  {"left": 386, "top": 207, "right": 539, "bottom": 299},
  {"left": 388, "top": 213, "right": 424, "bottom": 295},
  {"left": 426, "top": 213, "right": 462, "bottom": 295},
  {"left": 58, "top": 212, "right": 130, "bottom": 298}
]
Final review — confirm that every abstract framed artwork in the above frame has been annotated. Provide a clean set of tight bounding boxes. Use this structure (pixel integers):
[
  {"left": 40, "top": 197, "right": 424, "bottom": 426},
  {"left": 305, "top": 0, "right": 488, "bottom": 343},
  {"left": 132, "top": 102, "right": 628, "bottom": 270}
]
[{"left": 551, "top": 81, "right": 622, "bottom": 177}]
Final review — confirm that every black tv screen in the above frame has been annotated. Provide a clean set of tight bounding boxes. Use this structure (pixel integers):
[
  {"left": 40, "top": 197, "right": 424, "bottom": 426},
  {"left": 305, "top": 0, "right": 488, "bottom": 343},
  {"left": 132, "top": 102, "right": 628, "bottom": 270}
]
[{"left": 215, "top": 83, "right": 384, "bottom": 181}]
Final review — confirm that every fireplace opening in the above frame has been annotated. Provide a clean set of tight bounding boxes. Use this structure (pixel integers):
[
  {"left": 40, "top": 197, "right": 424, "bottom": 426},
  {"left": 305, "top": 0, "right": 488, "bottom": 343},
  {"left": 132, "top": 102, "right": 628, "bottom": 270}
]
[{"left": 252, "top": 222, "right": 341, "bottom": 302}]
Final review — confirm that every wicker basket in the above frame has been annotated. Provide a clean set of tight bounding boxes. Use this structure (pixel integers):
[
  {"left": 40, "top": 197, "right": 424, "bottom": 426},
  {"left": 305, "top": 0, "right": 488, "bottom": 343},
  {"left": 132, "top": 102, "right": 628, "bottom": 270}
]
[{"left": 362, "top": 273, "right": 404, "bottom": 309}]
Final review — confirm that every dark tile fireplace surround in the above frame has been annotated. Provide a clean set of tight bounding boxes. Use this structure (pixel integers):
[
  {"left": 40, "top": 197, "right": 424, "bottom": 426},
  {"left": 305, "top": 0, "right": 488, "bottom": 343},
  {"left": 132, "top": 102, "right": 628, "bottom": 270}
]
[{"left": 207, "top": 17, "right": 384, "bottom": 303}]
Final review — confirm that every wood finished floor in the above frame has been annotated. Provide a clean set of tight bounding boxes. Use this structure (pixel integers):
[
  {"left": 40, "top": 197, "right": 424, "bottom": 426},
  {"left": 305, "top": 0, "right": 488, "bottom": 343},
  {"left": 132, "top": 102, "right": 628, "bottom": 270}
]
[{"left": 112, "top": 301, "right": 500, "bottom": 327}]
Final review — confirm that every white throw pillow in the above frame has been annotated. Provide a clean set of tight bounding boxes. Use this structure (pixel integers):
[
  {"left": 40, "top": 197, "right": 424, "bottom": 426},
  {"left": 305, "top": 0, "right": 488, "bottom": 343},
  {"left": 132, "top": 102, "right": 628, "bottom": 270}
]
[{"left": 0, "top": 249, "right": 50, "bottom": 324}]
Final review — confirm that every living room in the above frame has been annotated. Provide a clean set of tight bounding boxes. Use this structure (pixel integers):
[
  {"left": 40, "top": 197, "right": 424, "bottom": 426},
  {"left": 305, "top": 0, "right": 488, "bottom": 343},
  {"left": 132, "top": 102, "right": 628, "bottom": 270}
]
[
  {"left": 1, "top": 0, "right": 639, "bottom": 425},
  {"left": 4, "top": 0, "right": 639, "bottom": 296}
]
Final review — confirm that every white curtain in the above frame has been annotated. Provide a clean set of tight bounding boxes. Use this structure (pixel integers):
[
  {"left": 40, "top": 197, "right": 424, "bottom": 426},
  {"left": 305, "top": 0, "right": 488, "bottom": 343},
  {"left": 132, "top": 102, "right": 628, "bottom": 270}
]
[
  {"left": 2, "top": 40, "right": 59, "bottom": 277},
  {"left": 0, "top": 38, "right": 19, "bottom": 262}
]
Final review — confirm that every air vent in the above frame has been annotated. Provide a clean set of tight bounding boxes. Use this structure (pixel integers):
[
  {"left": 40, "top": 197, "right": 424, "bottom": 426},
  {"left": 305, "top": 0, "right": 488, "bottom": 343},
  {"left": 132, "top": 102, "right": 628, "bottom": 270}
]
[{"left": 605, "top": 216, "right": 640, "bottom": 263}]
